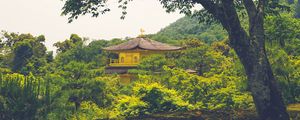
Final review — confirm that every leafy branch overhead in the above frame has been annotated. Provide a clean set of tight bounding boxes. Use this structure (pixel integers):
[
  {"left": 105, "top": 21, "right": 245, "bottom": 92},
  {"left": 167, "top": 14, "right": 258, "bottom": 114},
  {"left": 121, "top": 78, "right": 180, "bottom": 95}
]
[
  {"left": 61, "top": 0, "right": 290, "bottom": 23},
  {"left": 61, "top": 0, "right": 133, "bottom": 22}
]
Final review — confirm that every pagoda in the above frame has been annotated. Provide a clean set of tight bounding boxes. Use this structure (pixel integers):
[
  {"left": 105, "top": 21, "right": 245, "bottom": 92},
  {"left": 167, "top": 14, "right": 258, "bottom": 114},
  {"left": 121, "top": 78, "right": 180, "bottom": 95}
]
[{"left": 103, "top": 31, "right": 181, "bottom": 83}]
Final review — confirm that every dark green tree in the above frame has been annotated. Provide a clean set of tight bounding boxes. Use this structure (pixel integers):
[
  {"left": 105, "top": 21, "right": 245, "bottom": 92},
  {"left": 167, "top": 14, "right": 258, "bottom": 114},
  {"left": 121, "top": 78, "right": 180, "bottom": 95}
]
[
  {"left": 1, "top": 32, "right": 49, "bottom": 75},
  {"left": 12, "top": 41, "right": 33, "bottom": 74}
]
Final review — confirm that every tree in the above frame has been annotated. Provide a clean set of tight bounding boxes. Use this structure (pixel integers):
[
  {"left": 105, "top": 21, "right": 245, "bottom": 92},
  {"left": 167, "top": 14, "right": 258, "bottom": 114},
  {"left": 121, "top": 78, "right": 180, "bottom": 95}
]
[
  {"left": 54, "top": 34, "right": 84, "bottom": 53},
  {"left": 131, "top": 54, "right": 168, "bottom": 74},
  {"left": 12, "top": 41, "right": 33, "bottom": 73},
  {"left": 0, "top": 32, "right": 49, "bottom": 75},
  {"left": 60, "top": 0, "right": 290, "bottom": 119},
  {"left": 265, "top": 13, "right": 300, "bottom": 55},
  {"left": 149, "top": 16, "right": 227, "bottom": 44},
  {"left": 172, "top": 41, "right": 230, "bottom": 76},
  {"left": 265, "top": 13, "right": 300, "bottom": 103},
  {"left": 0, "top": 73, "right": 43, "bottom": 120}
]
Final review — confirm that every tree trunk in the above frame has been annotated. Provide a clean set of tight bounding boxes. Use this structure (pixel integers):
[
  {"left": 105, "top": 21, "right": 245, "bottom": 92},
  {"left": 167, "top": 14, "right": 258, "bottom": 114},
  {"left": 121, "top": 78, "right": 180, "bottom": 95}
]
[
  {"left": 241, "top": 48, "right": 289, "bottom": 120},
  {"left": 296, "top": 0, "right": 300, "bottom": 18},
  {"left": 228, "top": 7, "right": 290, "bottom": 120},
  {"left": 229, "top": 27, "right": 290, "bottom": 120},
  {"left": 193, "top": 0, "right": 289, "bottom": 119},
  {"left": 287, "top": 0, "right": 294, "bottom": 4}
]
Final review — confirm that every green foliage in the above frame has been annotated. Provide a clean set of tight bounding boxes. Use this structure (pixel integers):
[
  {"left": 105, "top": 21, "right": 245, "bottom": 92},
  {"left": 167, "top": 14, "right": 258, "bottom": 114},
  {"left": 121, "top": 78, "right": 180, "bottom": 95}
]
[
  {"left": 0, "top": 95, "right": 8, "bottom": 119},
  {"left": 54, "top": 34, "right": 84, "bottom": 53},
  {"left": 62, "top": 61, "right": 90, "bottom": 80},
  {"left": 129, "top": 54, "right": 168, "bottom": 74},
  {"left": 265, "top": 14, "right": 300, "bottom": 48},
  {"left": 69, "top": 101, "right": 112, "bottom": 120},
  {"left": 267, "top": 47, "right": 300, "bottom": 103},
  {"left": 265, "top": 13, "right": 300, "bottom": 103},
  {"left": 149, "top": 16, "right": 227, "bottom": 44},
  {"left": 53, "top": 35, "right": 125, "bottom": 75},
  {"left": 161, "top": 67, "right": 253, "bottom": 110},
  {"left": 61, "top": 0, "right": 111, "bottom": 23},
  {"left": 170, "top": 42, "right": 231, "bottom": 76},
  {"left": 12, "top": 41, "right": 33, "bottom": 73},
  {"left": 180, "top": 38, "right": 205, "bottom": 48},
  {"left": 115, "top": 95, "right": 148, "bottom": 118},
  {"left": 133, "top": 82, "right": 190, "bottom": 112},
  {"left": 2, "top": 32, "right": 34, "bottom": 47},
  {"left": 0, "top": 32, "right": 49, "bottom": 75},
  {"left": 0, "top": 73, "right": 43, "bottom": 120},
  {"left": 2, "top": 7, "right": 300, "bottom": 119},
  {"left": 114, "top": 82, "right": 190, "bottom": 118},
  {"left": 47, "top": 76, "right": 114, "bottom": 119}
]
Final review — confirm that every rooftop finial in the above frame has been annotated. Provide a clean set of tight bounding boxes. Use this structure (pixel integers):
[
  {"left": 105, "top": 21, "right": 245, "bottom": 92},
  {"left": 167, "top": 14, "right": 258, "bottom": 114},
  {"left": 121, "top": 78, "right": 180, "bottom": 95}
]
[{"left": 139, "top": 28, "right": 145, "bottom": 37}]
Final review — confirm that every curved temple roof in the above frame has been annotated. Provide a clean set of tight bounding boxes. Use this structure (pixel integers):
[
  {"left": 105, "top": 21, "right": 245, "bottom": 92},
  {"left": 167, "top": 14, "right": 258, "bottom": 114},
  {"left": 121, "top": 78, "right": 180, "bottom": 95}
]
[{"left": 103, "top": 37, "right": 182, "bottom": 51}]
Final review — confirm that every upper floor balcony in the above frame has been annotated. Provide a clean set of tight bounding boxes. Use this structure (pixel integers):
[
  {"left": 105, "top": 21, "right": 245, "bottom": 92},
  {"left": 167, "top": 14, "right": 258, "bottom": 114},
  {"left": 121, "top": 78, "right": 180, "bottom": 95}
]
[{"left": 109, "top": 58, "right": 139, "bottom": 67}]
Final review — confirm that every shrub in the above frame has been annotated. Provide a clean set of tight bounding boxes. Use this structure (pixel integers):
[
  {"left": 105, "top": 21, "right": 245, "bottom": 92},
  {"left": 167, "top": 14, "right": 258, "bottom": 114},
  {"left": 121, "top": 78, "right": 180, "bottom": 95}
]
[
  {"left": 114, "top": 82, "right": 191, "bottom": 118},
  {"left": 162, "top": 66, "right": 254, "bottom": 110},
  {"left": 115, "top": 95, "right": 148, "bottom": 118},
  {"left": 133, "top": 82, "right": 190, "bottom": 113},
  {"left": 69, "top": 101, "right": 111, "bottom": 120}
]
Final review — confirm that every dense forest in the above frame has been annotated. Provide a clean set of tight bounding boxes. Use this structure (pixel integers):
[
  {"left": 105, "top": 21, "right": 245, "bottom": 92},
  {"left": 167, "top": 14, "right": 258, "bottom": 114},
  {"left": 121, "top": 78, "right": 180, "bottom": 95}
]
[
  {"left": 0, "top": 0, "right": 300, "bottom": 120},
  {"left": 148, "top": 16, "right": 227, "bottom": 44}
]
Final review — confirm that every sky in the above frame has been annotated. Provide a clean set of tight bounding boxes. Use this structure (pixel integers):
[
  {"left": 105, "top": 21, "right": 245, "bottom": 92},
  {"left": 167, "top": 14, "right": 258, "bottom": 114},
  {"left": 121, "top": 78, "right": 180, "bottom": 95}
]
[{"left": 0, "top": 0, "right": 184, "bottom": 52}]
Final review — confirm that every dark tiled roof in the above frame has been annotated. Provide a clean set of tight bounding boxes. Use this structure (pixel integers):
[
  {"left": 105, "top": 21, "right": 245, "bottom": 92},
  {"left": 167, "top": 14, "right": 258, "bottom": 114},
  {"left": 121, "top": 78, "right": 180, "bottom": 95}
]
[{"left": 103, "top": 37, "right": 182, "bottom": 51}]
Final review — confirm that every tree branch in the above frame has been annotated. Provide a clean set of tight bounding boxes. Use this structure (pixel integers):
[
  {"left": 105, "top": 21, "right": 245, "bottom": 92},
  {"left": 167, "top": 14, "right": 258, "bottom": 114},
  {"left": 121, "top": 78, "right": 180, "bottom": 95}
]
[
  {"left": 258, "top": 0, "right": 266, "bottom": 13},
  {"left": 193, "top": 0, "right": 230, "bottom": 31},
  {"left": 220, "top": 0, "right": 250, "bottom": 46},
  {"left": 243, "top": 0, "right": 257, "bottom": 18}
]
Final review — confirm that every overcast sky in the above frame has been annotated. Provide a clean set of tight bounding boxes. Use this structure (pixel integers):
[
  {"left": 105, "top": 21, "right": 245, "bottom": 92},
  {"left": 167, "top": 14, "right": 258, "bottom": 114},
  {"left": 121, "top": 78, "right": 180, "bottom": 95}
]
[{"left": 0, "top": 0, "right": 183, "bottom": 52}]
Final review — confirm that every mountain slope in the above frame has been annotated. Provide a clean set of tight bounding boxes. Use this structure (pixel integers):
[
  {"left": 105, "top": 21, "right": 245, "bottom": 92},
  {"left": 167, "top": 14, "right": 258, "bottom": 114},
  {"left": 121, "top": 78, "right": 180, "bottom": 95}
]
[{"left": 150, "top": 16, "right": 227, "bottom": 44}]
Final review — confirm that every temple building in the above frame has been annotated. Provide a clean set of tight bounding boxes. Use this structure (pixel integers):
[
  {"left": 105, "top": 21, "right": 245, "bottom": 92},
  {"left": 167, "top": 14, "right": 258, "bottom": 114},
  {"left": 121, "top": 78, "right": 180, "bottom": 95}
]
[{"left": 103, "top": 34, "right": 181, "bottom": 83}]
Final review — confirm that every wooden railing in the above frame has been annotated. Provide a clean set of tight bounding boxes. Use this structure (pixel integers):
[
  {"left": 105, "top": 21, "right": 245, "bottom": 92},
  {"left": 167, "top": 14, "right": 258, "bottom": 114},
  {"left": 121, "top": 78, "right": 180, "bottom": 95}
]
[{"left": 109, "top": 59, "right": 139, "bottom": 67}]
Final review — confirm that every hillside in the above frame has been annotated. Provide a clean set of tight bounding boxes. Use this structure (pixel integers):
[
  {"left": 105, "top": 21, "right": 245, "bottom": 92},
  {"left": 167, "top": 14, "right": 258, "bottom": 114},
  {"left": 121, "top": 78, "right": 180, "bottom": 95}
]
[{"left": 149, "top": 16, "right": 227, "bottom": 44}]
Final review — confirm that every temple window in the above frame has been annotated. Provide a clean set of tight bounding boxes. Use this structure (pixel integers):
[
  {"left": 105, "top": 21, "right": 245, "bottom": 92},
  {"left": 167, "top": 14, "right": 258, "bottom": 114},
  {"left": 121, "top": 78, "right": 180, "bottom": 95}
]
[
  {"left": 134, "top": 56, "right": 138, "bottom": 63},
  {"left": 120, "top": 57, "right": 124, "bottom": 63}
]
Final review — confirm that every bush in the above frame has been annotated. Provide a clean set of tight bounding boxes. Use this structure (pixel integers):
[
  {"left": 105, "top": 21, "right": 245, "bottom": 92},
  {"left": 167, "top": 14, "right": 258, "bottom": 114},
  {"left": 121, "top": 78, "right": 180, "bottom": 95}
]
[
  {"left": 115, "top": 95, "right": 148, "bottom": 118},
  {"left": 0, "top": 73, "right": 42, "bottom": 120},
  {"left": 69, "top": 101, "right": 111, "bottom": 120},
  {"left": 114, "top": 82, "right": 190, "bottom": 118},
  {"left": 162, "top": 66, "right": 254, "bottom": 110},
  {"left": 133, "top": 82, "right": 190, "bottom": 113}
]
